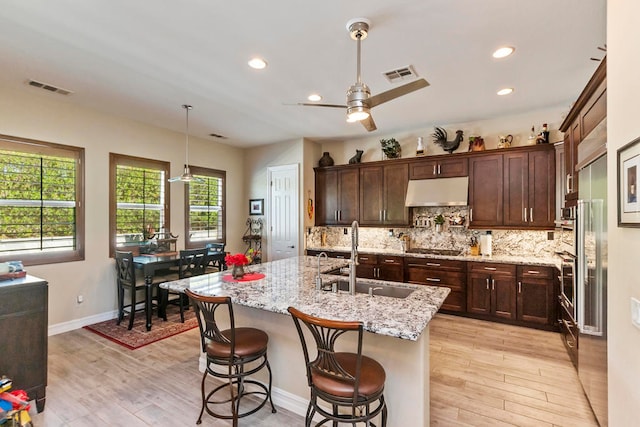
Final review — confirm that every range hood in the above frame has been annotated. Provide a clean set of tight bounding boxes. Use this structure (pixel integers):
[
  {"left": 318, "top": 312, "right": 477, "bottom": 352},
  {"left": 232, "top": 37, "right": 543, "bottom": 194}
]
[{"left": 404, "top": 176, "right": 469, "bottom": 207}]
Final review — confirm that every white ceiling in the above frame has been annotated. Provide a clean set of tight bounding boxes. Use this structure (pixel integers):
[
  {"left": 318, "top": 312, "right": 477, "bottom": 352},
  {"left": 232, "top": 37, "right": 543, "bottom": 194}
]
[{"left": 0, "top": 0, "right": 606, "bottom": 147}]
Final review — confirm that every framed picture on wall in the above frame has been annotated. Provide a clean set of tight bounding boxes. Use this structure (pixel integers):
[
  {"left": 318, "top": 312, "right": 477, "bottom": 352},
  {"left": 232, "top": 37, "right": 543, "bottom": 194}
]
[
  {"left": 618, "top": 136, "right": 640, "bottom": 226},
  {"left": 249, "top": 199, "right": 264, "bottom": 216}
]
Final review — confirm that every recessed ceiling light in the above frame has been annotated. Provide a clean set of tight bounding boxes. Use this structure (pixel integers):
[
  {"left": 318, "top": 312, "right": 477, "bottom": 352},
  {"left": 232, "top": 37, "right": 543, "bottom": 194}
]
[
  {"left": 307, "top": 94, "right": 322, "bottom": 102},
  {"left": 248, "top": 57, "right": 267, "bottom": 69},
  {"left": 497, "top": 87, "right": 514, "bottom": 96},
  {"left": 492, "top": 46, "right": 515, "bottom": 59}
]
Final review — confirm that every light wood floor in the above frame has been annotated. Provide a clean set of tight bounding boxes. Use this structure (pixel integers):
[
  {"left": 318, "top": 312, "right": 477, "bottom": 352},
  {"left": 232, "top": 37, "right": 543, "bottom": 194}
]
[{"left": 27, "top": 313, "right": 597, "bottom": 426}]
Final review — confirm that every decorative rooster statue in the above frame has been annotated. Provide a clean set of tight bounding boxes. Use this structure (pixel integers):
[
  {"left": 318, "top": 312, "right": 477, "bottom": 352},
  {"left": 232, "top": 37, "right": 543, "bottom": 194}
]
[{"left": 432, "top": 127, "right": 464, "bottom": 154}]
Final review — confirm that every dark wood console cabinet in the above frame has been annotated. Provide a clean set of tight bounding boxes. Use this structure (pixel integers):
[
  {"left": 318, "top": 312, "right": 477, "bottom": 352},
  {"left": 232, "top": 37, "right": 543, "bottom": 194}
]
[{"left": 0, "top": 275, "right": 48, "bottom": 412}]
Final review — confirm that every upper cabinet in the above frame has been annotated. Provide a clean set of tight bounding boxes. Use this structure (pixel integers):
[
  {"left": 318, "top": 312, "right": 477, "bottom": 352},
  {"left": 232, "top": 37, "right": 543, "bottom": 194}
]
[
  {"left": 468, "top": 153, "right": 504, "bottom": 227},
  {"left": 559, "top": 57, "right": 607, "bottom": 207},
  {"left": 315, "top": 167, "right": 359, "bottom": 226},
  {"left": 409, "top": 157, "right": 468, "bottom": 179},
  {"left": 359, "top": 162, "right": 409, "bottom": 226}
]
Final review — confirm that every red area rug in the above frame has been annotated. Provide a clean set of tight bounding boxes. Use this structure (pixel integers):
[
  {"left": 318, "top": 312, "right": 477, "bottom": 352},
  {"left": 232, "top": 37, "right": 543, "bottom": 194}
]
[{"left": 84, "top": 307, "right": 198, "bottom": 350}]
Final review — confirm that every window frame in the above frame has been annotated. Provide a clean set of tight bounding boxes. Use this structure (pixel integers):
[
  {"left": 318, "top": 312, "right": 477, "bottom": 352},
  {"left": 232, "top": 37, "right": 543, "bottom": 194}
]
[
  {"left": 0, "top": 134, "right": 85, "bottom": 266},
  {"left": 109, "top": 153, "right": 171, "bottom": 257},
  {"left": 184, "top": 165, "right": 226, "bottom": 249}
]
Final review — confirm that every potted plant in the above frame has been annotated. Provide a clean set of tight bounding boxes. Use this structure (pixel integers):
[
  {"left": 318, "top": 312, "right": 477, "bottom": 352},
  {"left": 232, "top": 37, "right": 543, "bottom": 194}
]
[
  {"left": 380, "top": 138, "right": 401, "bottom": 159},
  {"left": 433, "top": 214, "right": 445, "bottom": 232}
]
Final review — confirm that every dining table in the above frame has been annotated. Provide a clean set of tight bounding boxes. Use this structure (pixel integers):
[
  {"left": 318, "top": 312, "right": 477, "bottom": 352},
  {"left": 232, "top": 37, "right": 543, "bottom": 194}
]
[{"left": 132, "top": 248, "right": 229, "bottom": 331}]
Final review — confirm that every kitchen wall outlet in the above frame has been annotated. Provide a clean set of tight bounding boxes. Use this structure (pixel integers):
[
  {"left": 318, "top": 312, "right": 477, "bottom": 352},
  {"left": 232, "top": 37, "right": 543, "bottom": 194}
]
[
  {"left": 77, "top": 295, "right": 84, "bottom": 304},
  {"left": 631, "top": 297, "right": 640, "bottom": 329},
  {"left": 547, "top": 231, "right": 554, "bottom": 240},
  {"left": 388, "top": 229, "right": 394, "bottom": 236},
  {"left": 343, "top": 228, "right": 348, "bottom": 235}
]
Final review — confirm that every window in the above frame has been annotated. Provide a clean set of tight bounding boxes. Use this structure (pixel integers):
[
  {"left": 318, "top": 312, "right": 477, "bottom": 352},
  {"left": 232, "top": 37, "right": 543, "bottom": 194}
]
[
  {"left": 0, "top": 134, "right": 84, "bottom": 265},
  {"left": 185, "top": 166, "right": 225, "bottom": 248},
  {"left": 109, "top": 153, "right": 170, "bottom": 257}
]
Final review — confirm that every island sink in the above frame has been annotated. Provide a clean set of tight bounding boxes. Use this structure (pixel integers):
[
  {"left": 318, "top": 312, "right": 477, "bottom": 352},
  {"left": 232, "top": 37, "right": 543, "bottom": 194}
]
[{"left": 324, "top": 279, "right": 415, "bottom": 299}]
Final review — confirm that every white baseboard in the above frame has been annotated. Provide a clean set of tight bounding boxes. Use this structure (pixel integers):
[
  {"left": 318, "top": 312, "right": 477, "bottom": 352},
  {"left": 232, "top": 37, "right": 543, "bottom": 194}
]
[{"left": 48, "top": 310, "right": 117, "bottom": 336}]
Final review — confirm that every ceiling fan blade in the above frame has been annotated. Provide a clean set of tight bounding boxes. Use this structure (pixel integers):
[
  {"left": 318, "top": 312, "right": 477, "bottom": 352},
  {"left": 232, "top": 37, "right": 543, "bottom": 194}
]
[
  {"left": 368, "top": 78, "right": 429, "bottom": 108},
  {"left": 296, "top": 103, "right": 347, "bottom": 109},
  {"left": 360, "top": 114, "right": 377, "bottom": 132}
]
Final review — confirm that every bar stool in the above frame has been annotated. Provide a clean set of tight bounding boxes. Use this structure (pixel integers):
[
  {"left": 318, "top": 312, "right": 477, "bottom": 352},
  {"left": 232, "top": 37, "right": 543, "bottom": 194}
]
[
  {"left": 186, "top": 289, "right": 276, "bottom": 426},
  {"left": 288, "top": 306, "right": 387, "bottom": 427}
]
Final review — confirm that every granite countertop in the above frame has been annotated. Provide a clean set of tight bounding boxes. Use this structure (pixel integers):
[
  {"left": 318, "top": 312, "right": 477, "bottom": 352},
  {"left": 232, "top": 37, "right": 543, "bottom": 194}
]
[
  {"left": 161, "top": 256, "right": 450, "bottom": 341},
  {"left": 306, "top": 246, "right": 561, "bottom": 269}
]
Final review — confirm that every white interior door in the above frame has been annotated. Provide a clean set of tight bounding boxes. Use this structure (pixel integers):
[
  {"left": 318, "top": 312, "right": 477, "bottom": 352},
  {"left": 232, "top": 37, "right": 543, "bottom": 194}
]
[{"left": 268, "top": 164, "right": 299, "bottom": 261}]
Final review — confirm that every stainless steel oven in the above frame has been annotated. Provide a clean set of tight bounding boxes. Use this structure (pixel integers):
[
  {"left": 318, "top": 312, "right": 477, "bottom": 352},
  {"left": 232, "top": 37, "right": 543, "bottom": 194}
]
[{"left": 558, "top": 251, "right": 576, "bottom": 320}]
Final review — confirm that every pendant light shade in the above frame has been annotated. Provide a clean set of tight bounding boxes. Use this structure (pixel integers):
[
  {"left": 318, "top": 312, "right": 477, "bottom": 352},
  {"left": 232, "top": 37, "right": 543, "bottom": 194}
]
[{"left": 169, "top": 104, "right": 201, "bottom": 183}]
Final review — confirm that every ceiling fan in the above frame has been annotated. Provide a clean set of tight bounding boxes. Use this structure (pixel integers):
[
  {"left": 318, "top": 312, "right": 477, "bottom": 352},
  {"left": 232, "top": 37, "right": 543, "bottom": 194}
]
[{"left": 298, "top": 18, "right": 429, "bottom": 132}]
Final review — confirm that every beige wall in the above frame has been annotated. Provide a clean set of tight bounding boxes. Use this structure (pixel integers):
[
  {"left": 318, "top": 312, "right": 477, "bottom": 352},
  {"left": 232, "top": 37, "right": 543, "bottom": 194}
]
[
  {"left": 0, "top": 86, "right": 245, "bottom": 330},
  {"left": 607, "top": 0, "right": 640, "bottom": 424},
  {"left": 320, "top": 104, "right": 566, "bottom": 165}
]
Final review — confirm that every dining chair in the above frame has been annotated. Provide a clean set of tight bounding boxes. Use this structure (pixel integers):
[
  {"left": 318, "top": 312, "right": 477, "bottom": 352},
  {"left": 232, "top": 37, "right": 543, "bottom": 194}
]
[
  {"left": 206, "top": 242, "right": 226, "bottom": 273},
  {"left": 185, "top": 288, "right": 276, "bottom": 426},
  {"left": 115, "top": 251, "right": 165, "bottom": 330},
  {"left": 167, "top": 248, "right": 209, "bottom": 322},
  {"left": 287, "top": 306, "right": 387, "bottom": 427}
]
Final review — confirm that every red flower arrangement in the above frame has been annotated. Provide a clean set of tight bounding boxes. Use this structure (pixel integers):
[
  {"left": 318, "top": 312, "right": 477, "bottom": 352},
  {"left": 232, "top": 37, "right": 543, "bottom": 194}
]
[{"left": 225, "top": 253, "right": 249, "bottom": 267}]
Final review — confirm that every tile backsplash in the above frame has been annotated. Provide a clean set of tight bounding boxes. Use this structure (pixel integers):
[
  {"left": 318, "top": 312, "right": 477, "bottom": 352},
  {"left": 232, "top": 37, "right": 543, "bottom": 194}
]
[{"left": 306, "top": 207, "right": 558, "bottom": 258}]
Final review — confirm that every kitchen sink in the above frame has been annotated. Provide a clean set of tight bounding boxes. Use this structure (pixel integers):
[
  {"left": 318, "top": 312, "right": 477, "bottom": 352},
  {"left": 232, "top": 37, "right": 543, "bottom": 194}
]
[
  {"left": 323, "top": 280, "right": 415, "bottom": 299},
  {"left": 406, "top": 248, "right": 463, "bottom": 256}
]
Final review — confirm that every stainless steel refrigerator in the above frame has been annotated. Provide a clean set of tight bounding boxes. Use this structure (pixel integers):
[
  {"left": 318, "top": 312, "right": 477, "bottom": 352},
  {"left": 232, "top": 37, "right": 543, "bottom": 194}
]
[{"left": 577, "top": 150, "right": 608, "bottom": 426}]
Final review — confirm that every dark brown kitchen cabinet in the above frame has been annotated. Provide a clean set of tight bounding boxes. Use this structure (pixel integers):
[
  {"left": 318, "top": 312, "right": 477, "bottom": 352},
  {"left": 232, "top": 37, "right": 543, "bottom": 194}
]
[
  {"left": 560, "top": 56, "right": 606, "bottom": 207},
  {"left": 356, "top": 254, "right": 403, "bottom": 282},
  {"left": 315, "top": 166, "right": 359, "bottom": 226},
  {"left": 359, "top": 163, "right": 409, "bottom": 226},
  {"left": 517, "top": 265, "right": 556, "bottom": 326},
  {"left": 468, "top": 153, "right": 503, "bottom": 227},
  {"left": 0, "top": 276, "right": 48, "bottom": 413},
  {"left": 503, "top": 145, "right": 555, "bottom": 229},
  {"left": 405, "top": 257, "right": 466, "bottom": 312},
  {"left": 467, "top": 263, "right": 516, "bottom": 320},
  {"left": 409, "top": 157, "right": 468, "bottom": 179},
  {"left": 306, "top": 249, "right": 350, "bottom": 260}
]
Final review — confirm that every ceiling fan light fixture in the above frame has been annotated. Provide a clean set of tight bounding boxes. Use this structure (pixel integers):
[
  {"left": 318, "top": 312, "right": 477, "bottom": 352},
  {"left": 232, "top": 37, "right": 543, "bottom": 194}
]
[
  {"left": 346, "top": 105, "right": 370, "bottom": 121},
  {"left": 493, "top": 46, "right": 515, "bottom": 59}
]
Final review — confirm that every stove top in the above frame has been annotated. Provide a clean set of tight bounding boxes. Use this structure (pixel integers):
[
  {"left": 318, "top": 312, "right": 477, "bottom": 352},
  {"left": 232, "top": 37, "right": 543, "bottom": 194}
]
[{"left": 406, "top": 248, "right": 463, "bottom": 256}]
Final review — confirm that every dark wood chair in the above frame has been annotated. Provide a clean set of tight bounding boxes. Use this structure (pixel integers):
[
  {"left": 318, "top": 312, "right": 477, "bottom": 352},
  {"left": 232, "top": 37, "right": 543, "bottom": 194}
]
[
  {"left": 186, "top": 288, "right": 276, "bottom": 426},
  {"left": 115, "top": 251, "right": 165, "bottom": 330},
  {"left": 206, "top": 242, "right": 226, "bottom": 273},
  {"left": 288, "top": 306, "right": 387, "bottom": 427},
  {"left": 167, "top": 248, "right": 209, "bottom": 322}
]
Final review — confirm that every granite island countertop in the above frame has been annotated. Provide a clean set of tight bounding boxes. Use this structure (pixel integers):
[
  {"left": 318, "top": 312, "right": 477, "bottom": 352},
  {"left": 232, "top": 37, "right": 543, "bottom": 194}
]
[
  {"left": 306, "top": 246, "right": 561, "bottom": 269},
  {"left": 161, "top": 255, "right": 450, "bottom": 341}
]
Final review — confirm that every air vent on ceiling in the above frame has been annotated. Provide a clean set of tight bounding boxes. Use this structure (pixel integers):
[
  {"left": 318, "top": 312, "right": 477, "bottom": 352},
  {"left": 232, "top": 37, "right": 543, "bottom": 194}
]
[
  {"left": 383, "top": 65, "right": 418, "bottom": 83},
  {"left": 209, "top": 133, "right": 228, "bottom": 139},
  {"left": 27, "top": 79, "right": 73, "bottom": 95}
]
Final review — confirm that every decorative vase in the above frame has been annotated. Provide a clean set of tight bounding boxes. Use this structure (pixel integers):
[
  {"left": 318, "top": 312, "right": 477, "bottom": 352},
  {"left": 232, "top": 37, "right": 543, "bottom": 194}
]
[
  {"left": 231, "top": 264, "right": 245, "bottom": 279},
  {"left": 318, "top": 152, "right": 334, "bottom": 167},
  {"left": 434, "top": 224, "right": 443, "bottom": 233}
]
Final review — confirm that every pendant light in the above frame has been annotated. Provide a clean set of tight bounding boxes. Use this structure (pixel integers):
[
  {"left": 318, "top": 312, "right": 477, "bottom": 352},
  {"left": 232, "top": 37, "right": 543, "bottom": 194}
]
[{"left": 169, "top": 104, "right": 200, "bottom": 183}]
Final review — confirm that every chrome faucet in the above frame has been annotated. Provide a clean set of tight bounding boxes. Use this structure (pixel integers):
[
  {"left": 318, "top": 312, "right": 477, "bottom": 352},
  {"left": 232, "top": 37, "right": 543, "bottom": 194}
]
[
  {"left": 316, "top": 252, "right": 328, "bottom": 290},
  {"left": 349, "top": 220, "right": 359, "bottom": 295}
]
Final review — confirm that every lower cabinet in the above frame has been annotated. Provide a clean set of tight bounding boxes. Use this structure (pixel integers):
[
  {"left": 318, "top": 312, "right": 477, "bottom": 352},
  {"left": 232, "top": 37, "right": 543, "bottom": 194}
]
[
  {"left": 516, "top": 265, "right": 556, "bottom": 326},
  {"left": 0, "top": 276, "right": 48, "bottom": 413},
  {"left": 357, "top": 255, "right": 403, "bottom": 282},
  {"left": 467, "top": 262, "right": 517, "bottom": 320},
  {"left": 404, "top": 257, "right": 466, "bottom": 312}
]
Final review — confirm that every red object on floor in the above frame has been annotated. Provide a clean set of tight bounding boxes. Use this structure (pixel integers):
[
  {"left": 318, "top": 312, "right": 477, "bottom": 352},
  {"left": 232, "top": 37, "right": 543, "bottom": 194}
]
[{"left": 222, "top": 272, "right": 265, "bottom": 282}]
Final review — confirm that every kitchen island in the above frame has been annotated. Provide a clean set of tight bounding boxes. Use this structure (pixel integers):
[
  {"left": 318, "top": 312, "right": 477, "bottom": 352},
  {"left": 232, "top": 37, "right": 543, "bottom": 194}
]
[{"left": 161, "top": 255, "right": 449, "bottom": 427}]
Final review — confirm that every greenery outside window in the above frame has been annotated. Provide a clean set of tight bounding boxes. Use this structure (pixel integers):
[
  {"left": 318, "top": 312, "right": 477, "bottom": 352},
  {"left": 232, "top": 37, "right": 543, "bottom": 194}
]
[
  {"left": 0, "top": 134, "right": 85, "bottom": 265},
  {"left": 109, "top": 153, "right": 170, "bottom": 257},
  {"left": 185, "top": 166, "right": 225, "bottom": 248}
]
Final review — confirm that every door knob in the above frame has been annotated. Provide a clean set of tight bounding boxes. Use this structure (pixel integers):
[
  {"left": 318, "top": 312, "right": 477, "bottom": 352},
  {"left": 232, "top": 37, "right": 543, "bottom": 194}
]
[{"left": 287, "top": 245, "right": 295, "bottom": 248}]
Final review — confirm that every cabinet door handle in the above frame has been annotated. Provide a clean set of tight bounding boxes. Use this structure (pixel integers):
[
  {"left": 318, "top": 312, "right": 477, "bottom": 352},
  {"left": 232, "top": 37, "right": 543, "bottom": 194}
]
[
  {"left": 383, "top": 259, "right": 396, "bottom": 263},
  {"left": 426, "top": 278, "right": 441, "bottom": 282},
  {"left": 470, "top": 208, "right": 473, "bottom": 222},
  {"left": 383, "top": 210, "right": 387, "bottom": 221},
  {"left": 527, "top": 270, "right": 540, "bottom": 274},
  {"left": 484, "top": 267, "right": 497, "bottom": 271},
  {"left": 492, "top": 279, "right": 495, "bottom": 291},
  {"left": 379, "top": 210, "right": 383, "bottom": 221},
  {"left": 530, "top": 208, "right": 533, "bottom": 223},
  {"left": 376, "top": 267, "right": 380, "bottom": 278},
  {"left": 518, "top": 281, "right": 522, "bottom": 293},
  {"left": 438, "top": 164, "right": 441, "bottom": 175},
  {"left": 360, "top": 257, "right": 369, "bottom": 261},
  {"left": 433, "top": 165, "right": 437, "bottom": 175},
  {"left": 566, "top": 173, "right": 572, "bottom": 193},
  {"left": 524, "top": 207, "right": 527, "bottom": 222},
  {"left": 486, "top": 278, "right": 490, "bottom": 290},
  {"left": 338, "top": 210, "right": 342, "bottom": 221},
  {"left": 426, "top": 262, "right": 441, "bottom": 267},
  {"left": 335, "top": 211, "right": 338, "bottom": 221}
]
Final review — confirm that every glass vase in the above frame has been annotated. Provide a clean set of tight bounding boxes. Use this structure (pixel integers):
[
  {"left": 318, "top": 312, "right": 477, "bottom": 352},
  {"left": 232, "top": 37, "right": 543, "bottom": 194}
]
[{"left": 231, "top": 264, "right": 245, "bottom": 279}]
